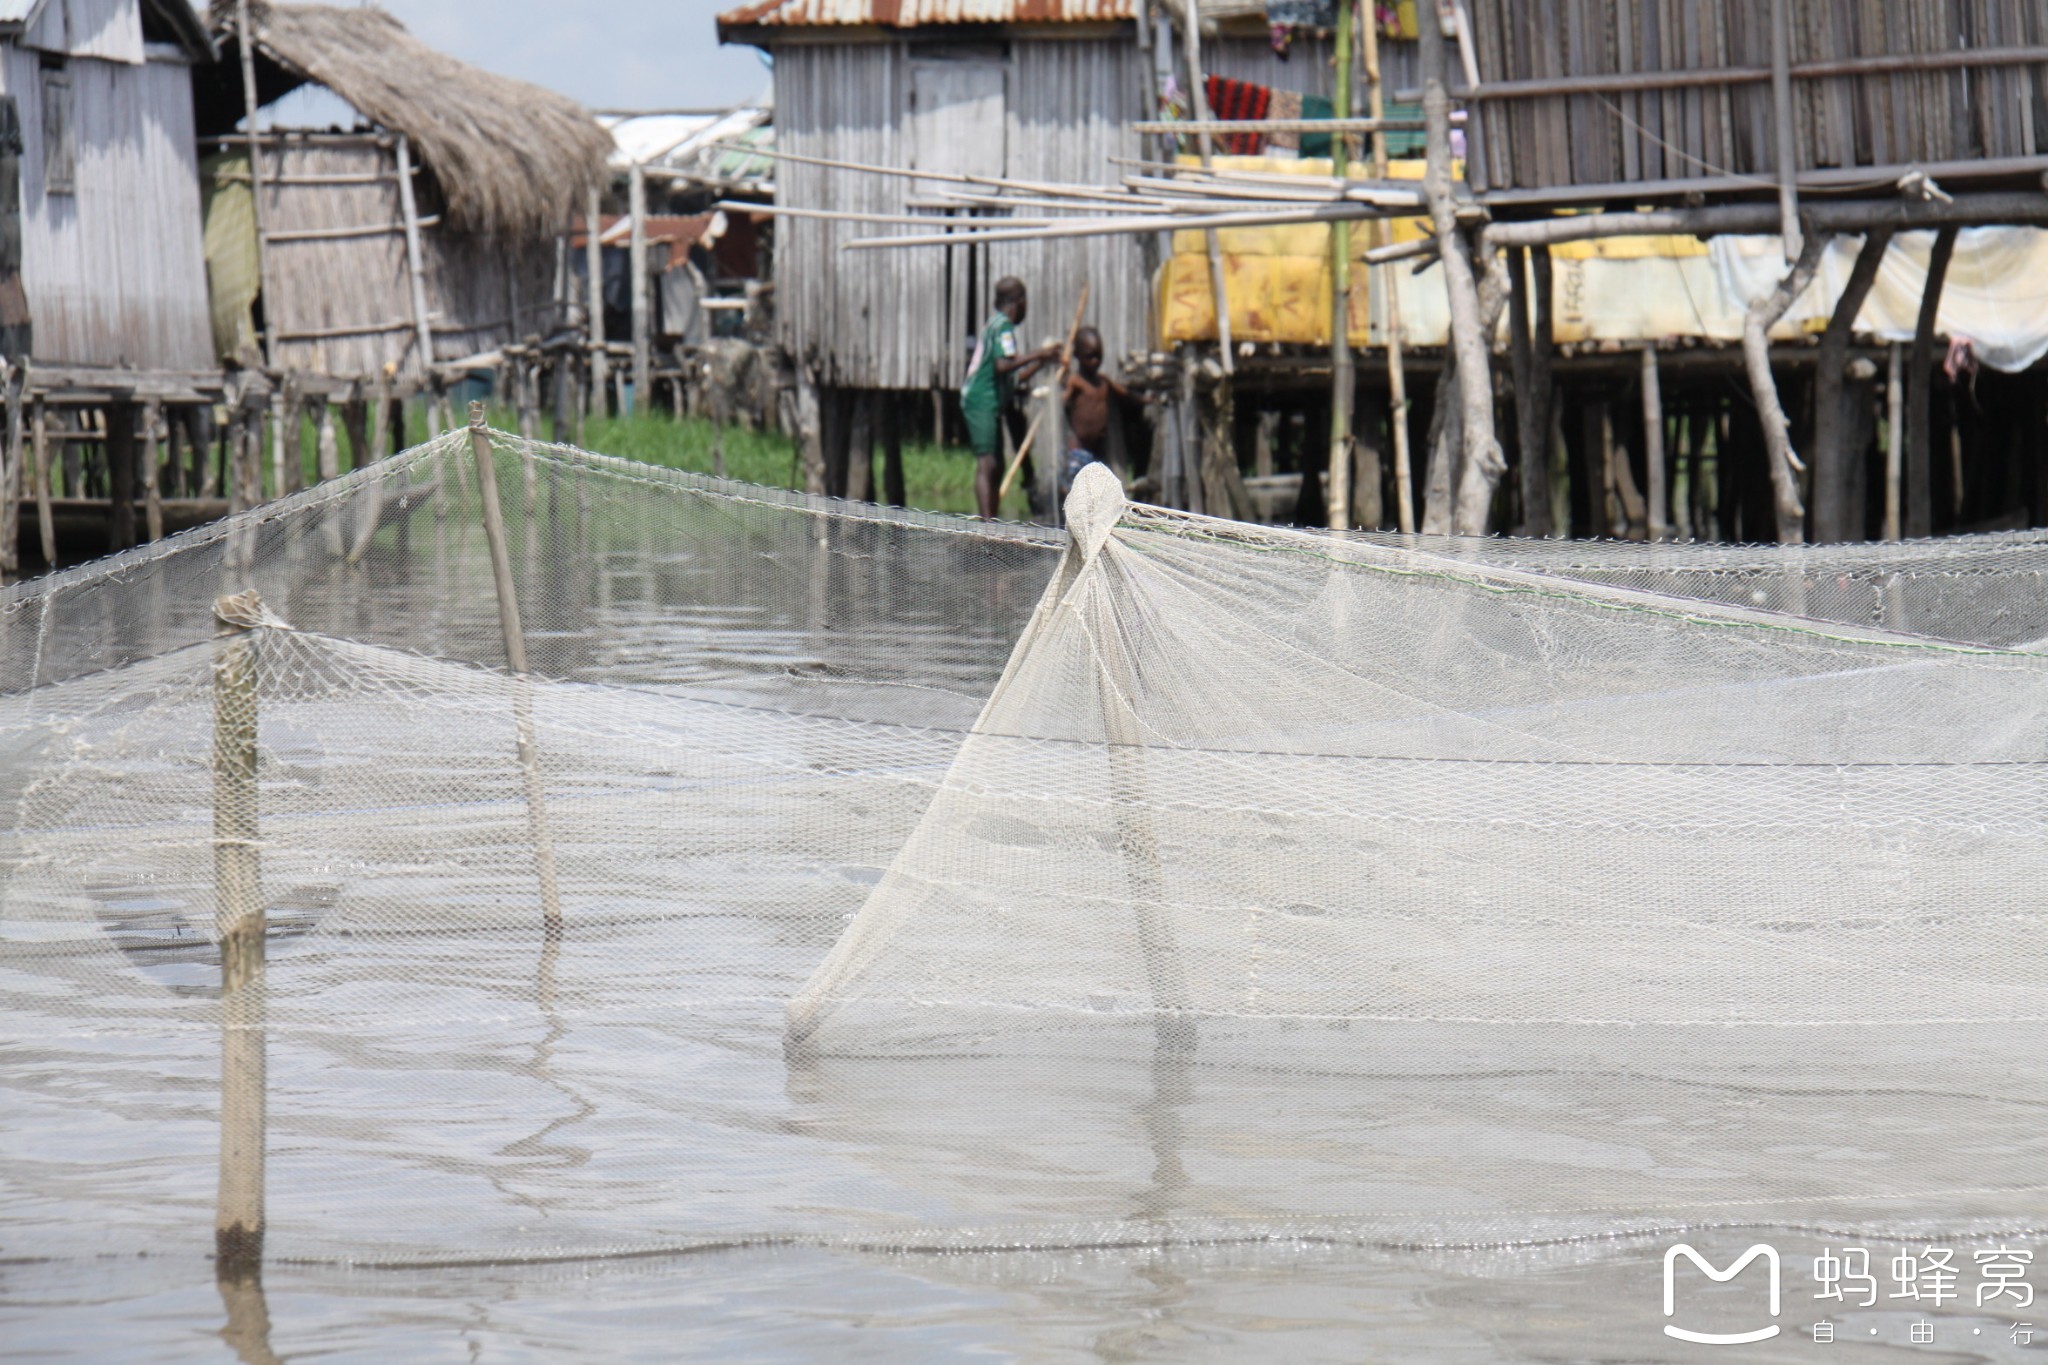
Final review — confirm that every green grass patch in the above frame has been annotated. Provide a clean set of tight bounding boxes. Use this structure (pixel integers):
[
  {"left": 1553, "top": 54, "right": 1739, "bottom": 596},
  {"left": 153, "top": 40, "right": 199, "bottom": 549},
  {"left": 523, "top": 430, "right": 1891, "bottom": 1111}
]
[{"left": 271, "top": 407, "right": 1034, "bottom": 521}]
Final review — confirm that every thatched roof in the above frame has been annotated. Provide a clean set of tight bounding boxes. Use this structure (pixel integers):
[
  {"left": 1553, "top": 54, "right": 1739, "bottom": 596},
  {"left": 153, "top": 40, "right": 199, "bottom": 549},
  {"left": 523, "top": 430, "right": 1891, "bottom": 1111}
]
[{"left": 210, "top": 2, "right": 612, "bottom": 240}]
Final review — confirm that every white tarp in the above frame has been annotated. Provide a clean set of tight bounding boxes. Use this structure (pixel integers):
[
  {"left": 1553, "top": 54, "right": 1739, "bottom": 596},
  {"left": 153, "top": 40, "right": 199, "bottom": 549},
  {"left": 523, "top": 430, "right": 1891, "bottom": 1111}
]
[
  {"left": 1711, "top": 228, "right": 2048, "bottom": 373},
  {"left": 1362, "top": 226, "right": 2048, "bottom": 372}
]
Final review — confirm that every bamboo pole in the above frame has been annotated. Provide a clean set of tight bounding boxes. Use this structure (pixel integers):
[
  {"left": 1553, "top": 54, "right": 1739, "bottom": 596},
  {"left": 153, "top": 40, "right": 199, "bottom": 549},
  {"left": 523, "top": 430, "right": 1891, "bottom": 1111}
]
[
  {"left": 31, "top": 394, "right": 51, "bottom": 566},
  {"left": 844, "top": 199, "right": 1392, "bottom": 249},
  {"left": 1884, "top": 341, "right": 1905, "bottom": 541},
  {"left": 465, "top": 403, "right": 563, "bottom": 942},
  {"left": 393, "top": 135, "right": 435, "bottom": 375},
  {"left": 1362, "top": 7, "right": 1414, "bottom": 533},
  {"left": 1326, "top": 0, "right": 1356, "bottom": 531},
  {"left": 1176, "top": 0, "right": 1234, "bottom": 377},
  {"left": 233, "top": 0, "right": 275, "bottom": 367},
  {"left": 629, "top": 163, "right": 650, "bottom": 414},
  {"left": 584, "top": 185, "right": 609, "bottom": 418},
  {"left": 1769, "top": 0, "right": 1802, "bottom": 263},
  {"left": 212, "top": 589, "right": 267, "bottom": 1275},
  {"left": 143, "top": 398, "right": 164, "bottom": 542}
]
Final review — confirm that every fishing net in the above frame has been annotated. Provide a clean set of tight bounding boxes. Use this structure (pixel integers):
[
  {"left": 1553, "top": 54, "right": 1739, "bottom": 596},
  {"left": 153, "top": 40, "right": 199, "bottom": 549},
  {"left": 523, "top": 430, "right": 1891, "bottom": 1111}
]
[{"left": 4, "top": 431, "right": 2046, "bottom": 1270}]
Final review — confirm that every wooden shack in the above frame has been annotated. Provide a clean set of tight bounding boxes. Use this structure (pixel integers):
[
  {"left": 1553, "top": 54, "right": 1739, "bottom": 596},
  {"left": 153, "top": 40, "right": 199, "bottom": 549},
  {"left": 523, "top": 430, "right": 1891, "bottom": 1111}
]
[
  {"left": 0, "top": 0, "right": 215, "bottom": 371},
  {"left": 193, "top": 1, "right": 611, "bottom": 381},
  {"left": 717, "top": 0, "right": 1155, "bottom": 496}
]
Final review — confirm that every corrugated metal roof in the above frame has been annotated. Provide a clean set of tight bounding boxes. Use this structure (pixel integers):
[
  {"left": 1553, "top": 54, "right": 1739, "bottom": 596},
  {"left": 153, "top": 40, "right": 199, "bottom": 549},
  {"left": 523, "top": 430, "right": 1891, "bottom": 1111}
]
[{"left": 718, "top": 0, "right": 1137, "bottom": 31}]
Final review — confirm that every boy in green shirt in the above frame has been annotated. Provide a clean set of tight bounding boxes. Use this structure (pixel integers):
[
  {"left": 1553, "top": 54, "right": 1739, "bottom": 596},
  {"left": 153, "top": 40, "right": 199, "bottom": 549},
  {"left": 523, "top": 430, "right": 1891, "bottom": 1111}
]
[{"left": 960, "top": 276, "right": 1059, "bottom": 520}]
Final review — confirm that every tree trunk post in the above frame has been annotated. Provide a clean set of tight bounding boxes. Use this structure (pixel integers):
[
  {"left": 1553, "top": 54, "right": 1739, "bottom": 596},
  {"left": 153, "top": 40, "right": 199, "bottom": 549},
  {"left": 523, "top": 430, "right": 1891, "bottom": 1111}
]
[
  {"left": 1740, "top": 229, "right": 1828, "bottom": 544},
  {"left": 1417, "top": 17, "right": 1503, "bottom": 535},
  {"left": 31, "top": 394, "right": 51, "bottom": 566},
  {"left": 629, "top": 162, "right": 650, "bottom": 413},
  {"left": 584, "top": 185, "right": 609, "bottom": 419}
]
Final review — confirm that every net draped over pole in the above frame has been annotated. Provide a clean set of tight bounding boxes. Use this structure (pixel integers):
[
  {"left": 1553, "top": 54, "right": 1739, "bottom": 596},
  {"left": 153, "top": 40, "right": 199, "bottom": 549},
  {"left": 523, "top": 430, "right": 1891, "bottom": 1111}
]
[{"left": 3, "top": 432, "right": 2047, "bottom": 1268}]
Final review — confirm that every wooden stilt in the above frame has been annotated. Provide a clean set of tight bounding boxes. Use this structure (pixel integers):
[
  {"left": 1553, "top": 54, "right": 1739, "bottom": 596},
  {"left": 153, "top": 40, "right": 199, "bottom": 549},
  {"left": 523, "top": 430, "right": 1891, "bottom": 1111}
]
[
  {"left": 1905, "top": 225, "right": 1959, "bottom": 539},
  {"left": 0, "top": 363, "right": 22, "bottom": 574},
  {"left": 1811, "top": 228, "right": 1894, "bottom": 542},
  {"left": 629, "top": 163, "right": 650, "bottom": 412},
  {"left": 31, "top": 395, "right": 51, "bottom": 566},
  {"left": 142, "top": 397, "right": 164, "bottom": 542},
  {"left": 880, "top": 394, "right": 904, "bottom": 506},
  {"left": 107, "top": 402, "right": 137, "bottom": 552},
  {"left": 1641, "top": 346, "right": 1666, "bottom": 540}
]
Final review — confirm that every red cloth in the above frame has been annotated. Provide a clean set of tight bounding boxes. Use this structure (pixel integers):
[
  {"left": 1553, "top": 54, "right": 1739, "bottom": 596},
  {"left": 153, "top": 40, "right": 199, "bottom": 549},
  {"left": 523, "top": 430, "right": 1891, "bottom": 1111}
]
[{"left": 1204, "top": 77, "right": 1272, "bottom": 155}]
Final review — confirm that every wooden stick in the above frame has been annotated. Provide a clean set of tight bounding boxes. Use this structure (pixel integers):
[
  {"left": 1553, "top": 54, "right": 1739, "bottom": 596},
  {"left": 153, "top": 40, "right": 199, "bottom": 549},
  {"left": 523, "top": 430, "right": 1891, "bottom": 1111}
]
[
  {"left": 845, "top": 201, "right": 1392, "bottom": 250},
  {"left": 998, "top": 287, "right": 1090, "bottom": 503},
  {"left": 707, "top": 142, "right": 1159, "bottom": 205},
  {"left": 1327, "top": 0, "right": 1357, "bottom": 531},
  {"left": 233, "top": 0, "right": 275, "bottom": 367},
  {"left": 1362, "top": 7, "right": 1415, "bottom": 534},
  {"left": 1769, "top": 0, "right": 1802, "bottom": 262},
  {"left": 465, "top": 402, "right": 563, "bottom": 943},
  {"left": 394, "top": 134, "right": 434, "bottom": 373},
  {"left": 212, "top": 589, "right": 266, "bottom": 1275},
  {"left": 1131, "top": 116, "right": 1427, "bottom": 135},
  {"left": 1905, "top": 226, "right": 1958, "bottom": 539}
]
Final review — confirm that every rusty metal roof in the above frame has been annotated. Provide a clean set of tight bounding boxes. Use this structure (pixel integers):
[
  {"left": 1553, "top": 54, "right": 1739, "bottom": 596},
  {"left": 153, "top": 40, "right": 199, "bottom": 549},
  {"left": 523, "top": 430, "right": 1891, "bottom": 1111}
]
[{"left": 717, "top": 0, "right": 1138, "bottom": 32}]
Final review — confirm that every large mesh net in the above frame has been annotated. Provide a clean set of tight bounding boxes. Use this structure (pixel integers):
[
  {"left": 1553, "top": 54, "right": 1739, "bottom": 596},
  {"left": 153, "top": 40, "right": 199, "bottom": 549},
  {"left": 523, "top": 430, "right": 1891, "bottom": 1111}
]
[{"left": 5, "top": 432, "right": 2046, "bottom": 1269}]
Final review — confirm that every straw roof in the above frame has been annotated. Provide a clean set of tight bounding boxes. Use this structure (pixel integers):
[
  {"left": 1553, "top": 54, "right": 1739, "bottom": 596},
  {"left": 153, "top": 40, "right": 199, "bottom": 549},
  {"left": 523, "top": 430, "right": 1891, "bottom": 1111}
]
[{"left": 213, "top": 2, "right": 612, "bottom": 239}]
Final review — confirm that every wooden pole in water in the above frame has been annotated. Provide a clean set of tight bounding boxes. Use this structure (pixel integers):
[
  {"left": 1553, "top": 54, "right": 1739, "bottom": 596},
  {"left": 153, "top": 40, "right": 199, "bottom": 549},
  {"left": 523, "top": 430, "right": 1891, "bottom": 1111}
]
[
  {"left": 466, "top": 402, "right": 563, "bottom": 941},
  {"left": 212, "top": 589, "right": 267, "bottom": 1274}
]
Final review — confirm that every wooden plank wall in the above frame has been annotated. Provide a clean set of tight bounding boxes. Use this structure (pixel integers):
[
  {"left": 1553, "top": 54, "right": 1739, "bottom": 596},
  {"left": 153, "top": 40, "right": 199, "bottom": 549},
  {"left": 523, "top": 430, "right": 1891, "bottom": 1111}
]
[
  {"left": 1468, "top": 0, "right": 2048, "bottom": 192},
  {"left": 775, "top": 37, "right": 1150, "bottom": 391},
  {"left": 1, "top": 43, "right": 213, "bottom": 370},
  {"left": 262, "top": 136, "right": 555, "bottom": 380}
]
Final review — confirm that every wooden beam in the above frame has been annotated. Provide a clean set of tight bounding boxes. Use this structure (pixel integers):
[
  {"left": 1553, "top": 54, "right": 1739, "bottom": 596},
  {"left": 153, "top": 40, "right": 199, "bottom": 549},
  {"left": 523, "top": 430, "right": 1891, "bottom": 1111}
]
[
  {"left": 393, "top": 134, "right": 435, "bottom": 373},
  {"left": 1905, "top": 226, "right": 1959, "bottom": 539},
  {"left": 233, "top": 0, "right": 274, "bottom": 367}
]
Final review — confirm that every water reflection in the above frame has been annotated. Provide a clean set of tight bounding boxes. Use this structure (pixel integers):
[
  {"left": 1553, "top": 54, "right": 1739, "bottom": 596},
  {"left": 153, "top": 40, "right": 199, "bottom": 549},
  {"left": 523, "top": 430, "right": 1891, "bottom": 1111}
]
[{"left": 215, "top": 1266, "right": 280, "bottom": 1365}]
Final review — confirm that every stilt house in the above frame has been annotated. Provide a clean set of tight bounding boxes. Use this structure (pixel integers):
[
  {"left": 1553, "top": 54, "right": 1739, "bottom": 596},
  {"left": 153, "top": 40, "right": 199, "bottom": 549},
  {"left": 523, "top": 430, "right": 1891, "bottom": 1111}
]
[
  {"left": 716, "top": 0, "right": 1154, "bottom": 401},
  {"left": 194, "top": 1, "right": 611, "bottom": 379},
  {"left": 0, "top": 0, "right": 216, "bottom": 372}
]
